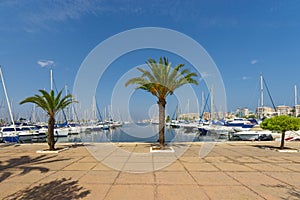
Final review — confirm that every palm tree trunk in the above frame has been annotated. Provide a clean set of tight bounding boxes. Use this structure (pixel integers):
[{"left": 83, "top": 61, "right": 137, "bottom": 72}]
[
  {"left": 48, "top": 115, "right": 56, "bottom": 150},
  {"left": 280, "top": 131, "right": 285, "bottom": 150},
  {"left": 158, "top": 99, "right": 166, "bottom": 149}
]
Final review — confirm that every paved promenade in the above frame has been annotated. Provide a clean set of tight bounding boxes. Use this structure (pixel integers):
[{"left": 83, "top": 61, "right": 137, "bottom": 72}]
[{"left": 0, "top": 141, "right": 299, "bottom": 200}]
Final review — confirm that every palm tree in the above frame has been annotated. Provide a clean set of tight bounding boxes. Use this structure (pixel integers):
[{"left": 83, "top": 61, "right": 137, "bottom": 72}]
[
  {"left": 20, "top": 89, "right": 76, "bottom": 150},
  {"left": 125, "top": 57, "right": 198, "bottom": 148}
]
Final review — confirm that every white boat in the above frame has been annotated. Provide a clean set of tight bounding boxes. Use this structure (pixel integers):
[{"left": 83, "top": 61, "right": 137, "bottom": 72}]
[
  {"left": 1, "top": 126, "right": 20, "bottom": 142},
  {"left": 67, "top": 123, "right": 81, "bottom": 135},
  {"left": 170, "top": 120, "right": 180, "bottom": 128},
  {"left": 39, "top": 126, "right": 69, "bottom": 137},
  {"left": 108, "top": 121, "right": 122, "bottom": 129},
  {"left": 230, "top": 129, "right": 273, "bottom": 141},
  {"left": 0, "top": 67, "right": 18, "bottom": 143}
]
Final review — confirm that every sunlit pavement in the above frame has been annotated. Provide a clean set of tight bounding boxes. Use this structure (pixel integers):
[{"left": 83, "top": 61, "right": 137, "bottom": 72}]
[{"left": 0, "top": 141, "right": 299, "bottom": 200}]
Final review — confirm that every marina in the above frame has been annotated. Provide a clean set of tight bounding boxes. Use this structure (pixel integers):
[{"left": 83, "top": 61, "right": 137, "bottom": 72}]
[{"left": 2, "top": 120, "right": 300, "bottom": 144}]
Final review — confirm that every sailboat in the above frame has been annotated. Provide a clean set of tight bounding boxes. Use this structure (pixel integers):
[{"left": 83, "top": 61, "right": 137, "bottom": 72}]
[
  {"left": 170, "top": 105, "right": 180, "bottom": 128},
  {"left": 0, "top": 67, "right": 19, "bottom": 142}
]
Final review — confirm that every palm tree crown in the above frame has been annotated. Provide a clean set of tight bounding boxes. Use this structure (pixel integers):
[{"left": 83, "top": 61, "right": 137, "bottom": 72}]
[
  {"left": 125, "top": 57, "right": 198, "bottom": 101},
  {"left": 125, "top": 57, "right": 198, "bottom": 148},
  {"left": 20, "top": 90, "right": 74, "bottom": 116}
]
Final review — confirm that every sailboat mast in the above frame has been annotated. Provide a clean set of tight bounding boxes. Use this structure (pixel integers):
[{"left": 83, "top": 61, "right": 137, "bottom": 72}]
[
  {"left": 0, "top": 67, "right": 16, "bottom": 130},
  {"left": 201, "top": 91, "right": 204, "bottom": 116},
  {"left": 295, "top": 85, "right": 298, "bottom": 106},
  {"left": 50, "top": 67, "right": 53, "bottom": 91},
  {"left": 210, "top": 85, "right": 214, "bottom": 120},
  {"left": 260, "top": 74, "right": 264, "bottom": 117}
]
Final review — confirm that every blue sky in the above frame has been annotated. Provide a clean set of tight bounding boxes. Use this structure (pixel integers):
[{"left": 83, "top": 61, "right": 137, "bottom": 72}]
[{"left": 1, "top": 0, "right": 300, "bottom": 121}]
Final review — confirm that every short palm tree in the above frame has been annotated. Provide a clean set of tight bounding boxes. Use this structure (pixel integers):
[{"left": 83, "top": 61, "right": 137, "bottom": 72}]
[
  {"left": 20, "top": 89, "right": 76, "bottom": 150},
  {"left": 125, "top": 57, "right": 198, "bottom": 148}
]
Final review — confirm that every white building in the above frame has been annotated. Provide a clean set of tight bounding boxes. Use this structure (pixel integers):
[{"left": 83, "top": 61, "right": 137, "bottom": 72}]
[{"left": 276, "top": 105, "right": 291, "bottom": 116}]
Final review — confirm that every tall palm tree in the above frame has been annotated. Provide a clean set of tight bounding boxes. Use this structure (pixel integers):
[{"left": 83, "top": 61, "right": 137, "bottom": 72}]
[
  {"left": 125, "top": 57, "right": 198, "bottom": 148},
  {"left": 20, "top": 89, "right": 76, "bottom": 150}
]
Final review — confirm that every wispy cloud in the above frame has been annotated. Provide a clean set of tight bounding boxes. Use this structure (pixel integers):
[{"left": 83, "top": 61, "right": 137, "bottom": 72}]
[
  {"left": 199, "top": 72, "right": 210, "bottom": 81},
  {"left": 251, "top": 59, "right": 258, "bottom": 65},
  {"left": 37, "top": 60, "right": 54, "bottom": 68},
  {"left": 241, "top": 76, "right": 251, "bottom": 81},
  {"left": 1, "top": 0, "right": 240, "bottom": 32}
]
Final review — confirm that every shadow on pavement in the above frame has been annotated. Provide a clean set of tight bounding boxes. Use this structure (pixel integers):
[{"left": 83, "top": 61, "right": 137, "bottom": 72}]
[
  {"left": 0, "top": 155, "right": 70, "bottom": 182},
  {"left": 4, "top": 178, "right": 90, "bottom": 200}
]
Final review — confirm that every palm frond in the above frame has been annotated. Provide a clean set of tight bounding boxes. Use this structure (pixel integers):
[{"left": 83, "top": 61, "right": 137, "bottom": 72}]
[{"left": 125, "top": 57, "right": 198, "bottom": 100}]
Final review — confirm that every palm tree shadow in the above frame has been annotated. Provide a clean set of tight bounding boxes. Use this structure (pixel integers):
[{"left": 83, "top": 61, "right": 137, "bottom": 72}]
[
  {"left": 4, "top": 178, "right": 90, "bottom": 200},
  {"left": 0, "top": 155, "right": 70, "bottom": 182},
  {"left": 262, "top": 184, "right": 300, "bottom": 199}
]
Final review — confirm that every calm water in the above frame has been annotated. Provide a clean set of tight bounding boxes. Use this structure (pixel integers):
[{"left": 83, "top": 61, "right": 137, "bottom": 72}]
[{"left": 58, "top": 123, "right": 201, "bottom": 143}]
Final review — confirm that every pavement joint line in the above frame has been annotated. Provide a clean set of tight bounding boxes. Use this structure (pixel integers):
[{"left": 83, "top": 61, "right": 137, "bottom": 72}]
[
  {"left": 102, "top": 170, "right": 122, "bottom": 199},
  {"left": 178, "top": 156, "right": 211, "bottom": 199},
  {"left": 223, "top": 171, "right": 268, "bottom": 200},
  {"left": 153, "top": 171, "right": 158, "bottom": 200},
  {"left": 260, "top": 171, "right": 299, "bottom": 188}
]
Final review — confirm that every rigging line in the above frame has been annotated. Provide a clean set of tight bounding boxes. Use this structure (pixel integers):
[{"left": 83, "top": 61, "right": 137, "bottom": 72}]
[
  {"left": 171, "top": 105, "right": 178, "bottom": 120},
  {"left": 200, "top": 93, "right": 210, "bottom": 119},
  {"left": 52, "top": 78, "right": 68, "bottom": 123},
  {"left": 65, "top": 86, "right": 79, "bottom": 122},
  {"left": 95, "top": 99, "right": 103, "bottom": 122},
  {"left": 263, "top": 77, "right": 277, "bottom": 111}
]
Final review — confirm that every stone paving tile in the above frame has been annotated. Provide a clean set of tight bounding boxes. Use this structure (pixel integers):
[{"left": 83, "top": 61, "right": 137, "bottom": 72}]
[
  {"left": 92, "top": 163, "right": 116, "bottom": 171},
  {"left": 122, "top": 162, "right": 154, "bottom": 173},
  {"left": 157, "top": 161, "right": 186, "bottom": 171},
  {"left": 277, "top": 163, "right": 300, "bottom": 172},
  {"left": 79, "top": 171, "right": 119, "bottom": 184},
  {"left": 27, "top": 161, "right": 74, "bottom": 171},
  {"left": 80, "top": 184, "right": 111, "bottom": 200},
  {"left": 1, "top": 170, "right": 54, "bottom": 184},
  {"left": 157, "top": 185, "right": 209, "bottom": 200},
  {"left": 105, "top": 185, "right": 155, "bottom": 200},
  {"left": 247, "top": 184, "right": 299, "bottom": 200},
  {"left": 38, "top": 170, "right": 87, "bottom": 183},
  {"left": 204, "top": 156, "right": 234, "bottom": 163},
  {"left": 178, "top": 156, "right": 207, "bottom": 163},
  {"left": 182, "top": 162, "right": 220, "bottom": 172},
  {"left": 77, "top": 156, "right": 98, "bottom": 163},
  {"left": 132, "top": 146, "right": 152, "bottom": 153},
  {"left": 102, "top": 156, "right": 130, "bottom": 163},
  {"left": 0, "top": 182, "right": 31, "bottom": 199},
  {"left": 202, "top": 185, "right": 264, "bottom": 200},
  {"left": 244, "top": 163, "right": 292, "bottom": 172},
  {"left": 213, "top": 163, "right": 256, "bottom": 172},
  {"left": 127, "top": 154, "right": 153, "bottom": 163},
  {"left": 226, "top": 172, "right": 283, "bottom": 186},
  {"left": 116, "top": 172, "right": 155, "bottom": 184},
  {"left": 62, "top": 162, "right": 97, "bottom": 171},
  {"left": 283, "top": 155, "right": 300, "bottom": 163},
  {"left": 229, "top": 156, "right": 263, "bottom": 163},
  {"left": 152, "top": 155, "right": 178, "bottom": 163},
  {"left": 155, "top": 171, "right": 197, "bottom": 185},
  {"left": 190, "top": 172, "right": 241, "bottom": 186},
  {"left": 256, "top": 156, "right": 294, "bottom": 163},
  {"left": 263, "top": 172, "right": 300, "bottom": 187},
  {"left": 100, "top": 161, "right": 125, "bottom": 171}
]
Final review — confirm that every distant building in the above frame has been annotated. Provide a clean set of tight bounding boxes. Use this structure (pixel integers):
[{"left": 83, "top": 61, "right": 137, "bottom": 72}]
[
  {"left": 276, "top": 105, "right": 291, "bottom": 116},
  {"left": 294, "top": 105, "right": 300, "bottom": 117},
  {"left": 202, "top": 112, "right": 211, "bottom": 121},
  {"left": 235, "top": 108, "right": 249, "bottom": 118},
  {"left": 179, "top": 113, "right": 199, "bottom": 121},
  {"left": 256, "top": 106, "right": 275, "bottom": 118}
]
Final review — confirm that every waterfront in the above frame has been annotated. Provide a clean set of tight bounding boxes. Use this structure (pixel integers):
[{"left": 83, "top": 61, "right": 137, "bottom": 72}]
[
  {"left": 58, "top": 123, "right": 201, "bottom": 143},
  {"left": 0, "top": 141, "right": 299, "bottom": 199}
]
